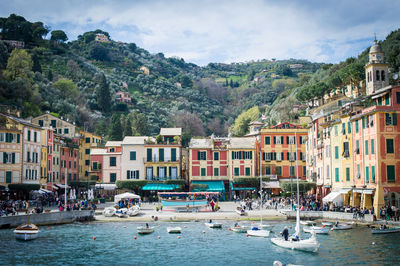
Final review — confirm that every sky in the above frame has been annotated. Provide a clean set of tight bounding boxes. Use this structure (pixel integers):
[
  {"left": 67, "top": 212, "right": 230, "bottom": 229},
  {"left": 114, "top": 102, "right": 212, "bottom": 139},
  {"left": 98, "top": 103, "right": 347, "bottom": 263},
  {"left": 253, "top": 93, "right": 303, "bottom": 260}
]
[{"left": 1, "top": 0, "right": 400, "bottom": 66}]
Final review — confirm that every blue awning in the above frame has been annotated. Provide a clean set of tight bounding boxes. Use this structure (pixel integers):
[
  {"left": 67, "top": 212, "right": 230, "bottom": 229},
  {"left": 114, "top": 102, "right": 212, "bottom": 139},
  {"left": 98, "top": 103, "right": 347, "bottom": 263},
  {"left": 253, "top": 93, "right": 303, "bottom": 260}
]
[
  {"left": 191, "top": 181, "right": 225, "bottom": 192},
  {"left": 142, "top": 183, "right": 178, "bottom": 191},
  {"left": 230, "top": 181, "right": 256, "bottom": 191}
]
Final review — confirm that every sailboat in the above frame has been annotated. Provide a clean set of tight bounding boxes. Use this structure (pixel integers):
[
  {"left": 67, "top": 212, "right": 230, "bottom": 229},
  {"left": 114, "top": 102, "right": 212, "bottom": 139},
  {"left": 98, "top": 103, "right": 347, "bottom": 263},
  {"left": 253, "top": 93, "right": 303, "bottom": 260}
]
[
  {"left": 270, "top": 131, "right": 320, "bottom": 252},
  {"left": 14, "top": 203, "right": 39, "bottom": 241},
  {"left": 247, "top": 154, "right": 270, "bottom": 238}
]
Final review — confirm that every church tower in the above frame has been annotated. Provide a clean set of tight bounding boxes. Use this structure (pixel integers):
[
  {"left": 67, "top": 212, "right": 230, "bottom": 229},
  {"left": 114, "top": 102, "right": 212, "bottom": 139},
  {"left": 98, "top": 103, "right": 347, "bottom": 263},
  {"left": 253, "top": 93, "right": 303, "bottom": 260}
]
[{"left": 365, "top": 39, "right": 389, "bottom": 95}]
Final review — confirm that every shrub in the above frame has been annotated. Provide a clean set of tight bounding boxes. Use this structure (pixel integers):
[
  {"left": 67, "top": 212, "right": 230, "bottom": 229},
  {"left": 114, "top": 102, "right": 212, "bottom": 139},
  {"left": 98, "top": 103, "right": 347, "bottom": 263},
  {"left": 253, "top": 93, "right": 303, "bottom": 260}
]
[{"left": 116, "top": 180, "right": 148, "bottom": 190}]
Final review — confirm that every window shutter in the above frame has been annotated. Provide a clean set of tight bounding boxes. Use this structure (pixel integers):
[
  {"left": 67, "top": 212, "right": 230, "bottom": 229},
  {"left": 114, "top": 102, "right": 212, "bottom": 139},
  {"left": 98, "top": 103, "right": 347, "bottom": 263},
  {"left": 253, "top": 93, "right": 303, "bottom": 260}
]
[
  {"left": 232, "top": 151, "right": 234, "bottom": 160},
  {"left": 286, "top": 152, "right": 289, "bottom": 160},
  {"left": 281, "top": 136, "right": 284, "bottom": 144},
  {"left": 250, "top": 151, "right": 252, "bottom": 159},
  {"left": 136, "top": 170, "right": 139, "bottom": 179},
  {"left": 169, "top": 167, "right": 171, "bottom": 177},
  {"left": 157, "top": 167, "right": 159, "bottom": 177},
  {"left": 393, "top": 113, "right": 397, "bottom": 125},
  {"left": 300, "top": 152, "right": 303, "bottom": 160},
  {"left": 286, "top": 136, "right": 289, "bottom": 144},
  {"left": 17, "top": 134, "right": 20, "bottom": 143},
  {"left": 127, "top": 170, "right": 130, "bottom": 179},
  {"left": 281, "top": 152, "right": 284, "bottom": 160},
  {"left": 362, "top": 117, "right": 365, "bottom": 128},
  {"left": 263, "top": 152, "right": 265, "bottom": 160},
  {"left": 273, "top": 136, "right": 276, "bottom": 144},
  {"left": 197, "top": 151, "right": 200, "bottom": 160},
  {"left": 273, "top": 152, "right": 276, "bottom": 160}
]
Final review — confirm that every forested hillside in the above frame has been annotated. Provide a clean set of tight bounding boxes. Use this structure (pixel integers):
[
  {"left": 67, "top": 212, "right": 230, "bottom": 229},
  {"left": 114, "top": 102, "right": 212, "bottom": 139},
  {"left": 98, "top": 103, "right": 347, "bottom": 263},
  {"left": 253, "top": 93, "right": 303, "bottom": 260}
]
[{"left": 0, "top": 14, "right": 323, "bottom": 143}]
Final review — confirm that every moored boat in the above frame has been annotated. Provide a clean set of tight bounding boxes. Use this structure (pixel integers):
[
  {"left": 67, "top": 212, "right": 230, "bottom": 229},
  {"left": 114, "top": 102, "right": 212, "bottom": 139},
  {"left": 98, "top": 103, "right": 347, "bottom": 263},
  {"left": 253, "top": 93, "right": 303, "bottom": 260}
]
[
  {"left": 231, "top": 224, "right": 250, "bottom": 233},
  {"left": 271, "top": 231, "right": 320, "bottom": 253},
  {"left": 137, "top": 225, "right": 155, "bottom": 234},
  {"left": 127, "top": 206, "right": 140, "bottom": 216},
  {"left": 321, "top": 221, "right": 333, "bottom": 227},
  {"left": 303, "top": 226, "right": 330, "bottom": 234},
  {"left": 236, "top": 206, "right": 247, "bottom": 216},
  {"left": 371, "top": 226, "right": 400, "bottom": 234},
  {"left": 205, "top": 222, "right": 222, "bottom": 228},
  {"left": 167, "top": 227, "right": 182, "bottom": 233},
  {"left": 102, "top": 207, "right": 116, "bottom": 217},
  {"left": 247, "top": 227, "right": 270, "bottom": 237},
  {"left": 14, "top": 223, "right": 39, "bottom": 241},
  {"left": 331, "top": 222, "right": 353, "bottom": 230},
  {"left": 115, "top": 208, "right": 128, "bottom": 218},
  {"left": 300, "top": 221, "right": 316, "bottom": 226}
]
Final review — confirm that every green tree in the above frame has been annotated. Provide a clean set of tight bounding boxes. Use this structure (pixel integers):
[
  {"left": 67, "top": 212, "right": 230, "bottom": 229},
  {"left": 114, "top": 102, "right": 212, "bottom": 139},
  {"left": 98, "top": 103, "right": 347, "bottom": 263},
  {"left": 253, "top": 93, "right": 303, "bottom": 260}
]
[
  {"left": 89, "top": 43, "right": 110, "bottom": 61},
  {"left": 124, "top": 115, "right": 132, "bottom": 137},
  {"left": 53, "top": 78, "right": 79, "bottom": 99},
  {"left": 109, "top": 114, "right": 123, "bottom": 141},
  {"left": 130, "top": 111, "right": 149, "bottom": 136},
  {"left": 50, "top": 30, "right": 68, "bottom": 42},
  {"left": 96, "top": 73, "right": 111, "bottom": 113},
  {"left": 0, "top": 41, "right": 9, "bottom": 69},
  {"left": 3, "top": 49, "right": 33, "bottom": 81},
  {"left": 230, "top": 106, "right": 259, "bottom": 136}
]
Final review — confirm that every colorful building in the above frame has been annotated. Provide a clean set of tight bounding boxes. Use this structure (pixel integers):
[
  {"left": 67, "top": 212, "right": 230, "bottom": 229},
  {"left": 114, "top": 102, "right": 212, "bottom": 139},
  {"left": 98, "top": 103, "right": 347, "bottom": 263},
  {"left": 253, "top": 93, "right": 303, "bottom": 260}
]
[
  {"left": 102, "top": 141, "right": 122, "bottom": 183},
  {"left": 115, "top": 91, "right": 132, "bottom": 105},
  {"left": 121, "top": 136, "right": 147, "bottom": 181},
  {"left": 60, "top": 137, "right": 79, "bottom": 185},
  {"left": 32, "top": 113, "right": 77, "bottom": 139},
  {"left": 78, "top": 131, "right": 103, "bottom": 180}
]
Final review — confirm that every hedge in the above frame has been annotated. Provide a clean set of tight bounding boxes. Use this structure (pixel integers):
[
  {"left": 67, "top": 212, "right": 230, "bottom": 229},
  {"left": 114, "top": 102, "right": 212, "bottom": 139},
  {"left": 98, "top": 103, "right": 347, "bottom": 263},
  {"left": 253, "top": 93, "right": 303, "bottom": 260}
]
[
  {"left": 280, "top": 181, "right": 316, "bottom": 193},
  {"left": 116, "top": 180, "right": 148, "bottom": 190}
]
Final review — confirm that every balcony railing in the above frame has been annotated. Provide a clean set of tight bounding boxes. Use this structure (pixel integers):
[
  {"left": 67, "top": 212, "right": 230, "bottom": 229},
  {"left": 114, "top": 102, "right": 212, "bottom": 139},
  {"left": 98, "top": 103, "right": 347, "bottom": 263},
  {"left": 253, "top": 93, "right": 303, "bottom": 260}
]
[
  {"left": 143, "top": 157, "right": 179, "bottom": 163},
  {"left": 146, "top": 176, "right": 181, "bottom": 181}
]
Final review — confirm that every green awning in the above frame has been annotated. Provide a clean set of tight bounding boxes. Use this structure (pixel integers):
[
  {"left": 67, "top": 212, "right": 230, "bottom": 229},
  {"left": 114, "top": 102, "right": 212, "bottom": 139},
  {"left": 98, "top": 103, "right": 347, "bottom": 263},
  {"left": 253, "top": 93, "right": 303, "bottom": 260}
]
[
  {"left": 230, "top": 181, "right": 256, "bottom": 191},
  {"left": 191, "top": 181, "right": 225, "bottom": 192},
  {"left": 142, "top": 183, "right": 178, "bottom": 191}
]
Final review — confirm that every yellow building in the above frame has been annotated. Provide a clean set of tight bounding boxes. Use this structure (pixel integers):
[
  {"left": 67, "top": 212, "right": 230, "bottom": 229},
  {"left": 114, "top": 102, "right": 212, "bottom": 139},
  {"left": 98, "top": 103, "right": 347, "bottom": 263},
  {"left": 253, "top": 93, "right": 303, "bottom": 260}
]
[
  {"left": 40, "top": 128, "right": 49, "bottom": 188},
  {"left": 339, "top": 114, "right": 354, "bottom": 205},
  {"left": 78, "top": 131, "right": 103, "bottom": 180}
]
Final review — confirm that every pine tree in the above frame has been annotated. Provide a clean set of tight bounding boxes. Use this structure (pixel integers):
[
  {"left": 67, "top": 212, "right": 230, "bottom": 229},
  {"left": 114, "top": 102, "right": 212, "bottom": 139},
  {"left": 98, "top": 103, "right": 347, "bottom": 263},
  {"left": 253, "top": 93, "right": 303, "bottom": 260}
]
[
  {"left": 229, "top": 79, "right": 233, "bottom": 87},
  {"left": 97, "top": 73, "right": 111, "bottom": 113},
  {"left": 124, "top": 115, "right": 132, "bottom": 137},
  {"left": 109, "top": 114, "right": 122, "bottom": 141}
]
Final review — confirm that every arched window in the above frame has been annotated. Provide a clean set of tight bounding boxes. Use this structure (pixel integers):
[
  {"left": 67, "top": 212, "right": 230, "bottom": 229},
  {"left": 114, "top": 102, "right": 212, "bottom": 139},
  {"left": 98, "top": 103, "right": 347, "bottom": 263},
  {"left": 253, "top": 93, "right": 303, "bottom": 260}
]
[
  {"left": 381, "top": 70, "right": 385, "bottom": 81},
  {"left": 376, "top": 70, "right": 380, "bottom": 81}
]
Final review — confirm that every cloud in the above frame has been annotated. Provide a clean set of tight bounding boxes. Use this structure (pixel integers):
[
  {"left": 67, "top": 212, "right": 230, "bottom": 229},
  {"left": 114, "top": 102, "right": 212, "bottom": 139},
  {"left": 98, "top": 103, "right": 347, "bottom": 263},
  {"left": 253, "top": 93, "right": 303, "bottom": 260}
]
[{"left": 1, "top": 0, "right": 400, "bottom": 65}]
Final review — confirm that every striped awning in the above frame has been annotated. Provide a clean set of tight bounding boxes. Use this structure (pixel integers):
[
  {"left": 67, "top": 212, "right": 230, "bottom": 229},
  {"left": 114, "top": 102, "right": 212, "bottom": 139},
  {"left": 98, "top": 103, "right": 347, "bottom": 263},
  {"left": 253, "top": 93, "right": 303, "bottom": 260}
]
[{"left": 142, "top": 183, "right": 178, "bottom": 191}]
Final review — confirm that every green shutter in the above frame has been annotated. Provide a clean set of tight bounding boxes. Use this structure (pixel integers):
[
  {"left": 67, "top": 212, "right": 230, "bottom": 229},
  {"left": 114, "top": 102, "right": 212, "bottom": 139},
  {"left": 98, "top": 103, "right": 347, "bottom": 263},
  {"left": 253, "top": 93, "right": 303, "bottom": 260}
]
[
  {"left": 387, "top": 139, "right": 394, "bottom": 153},
  {"left": 232, "top": 151, "right": 234, "bottom": 160},
  {"left": 127, "top": 170, "right": 130, "bottom": 179},
  {"left": 366, "top": 166, "right": 369, "bottom": 183},
  {"left": 245, "top": 167, "right": 250, "bottom": 176},
  {"left": 371, "top": 139, "right": 375, "bottom": 154},
  {"left": 385, "top": 94, "right": 389, "bottom": 105},
  {"left": 197, "top": 151, "right": 201, "bottom": 161},
  {"left": 348, "top": 122, "right": 351, "bottom": 133},
  {"left": 12, "top": 153, "right": 15, "bottom": 164},
  {"left": 335, "top": 146, "right": 339, "bottom": 159},
  {"left": 265, "top": 136, "right": 270, "bottom": 145},
  {"left": 372, "top": 166, "right": 375, "bottom": 183},
  {"left": 387, "top": 165, "right": 395, "bottom": 182},
  {"left": 355, "top": 120, "right": 359, "bottom": 133},
  {"left": 147, "top": 149, "right": 152, "bottom": 162},
  {"left": 263, "top": 152, "right": 265, "bottom": 160},
  {"left": 159, "top": 149, "right": 164, "bottom": 162},
  {"left": 365, "top": 140, "right": 369, "bottom": 155},
  {"left": 362, "top": 117, "right": 365, "bottom": 128},
  {"left": 346, "top": 168, "right": 350, "bottom": 181},
  {"left": 214, "top": 168, "right": 219, "bottom": 176},
  {"left": 171, "top": 148, "right": 176, "bottom": 162},
  {"left": 17, "top": 134, "right": 20, "bottom": 143},
  {"left": 335, "top": 168, "right": 339, "bottom": 182},
  {"left": 378, "top": 97, "right": 382, "bottom": 106},
  {"left": 393, "top": 113, "right": 397, "bottom": 125},
  {"left": 3, "top": 153, "right": 6, "bottom": 163}
]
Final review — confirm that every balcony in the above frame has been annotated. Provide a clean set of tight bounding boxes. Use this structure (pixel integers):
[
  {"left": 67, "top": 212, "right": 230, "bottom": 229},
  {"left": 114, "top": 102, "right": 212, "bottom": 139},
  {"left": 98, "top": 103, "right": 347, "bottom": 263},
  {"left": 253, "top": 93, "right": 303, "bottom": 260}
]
[
  {"left": 143, "top": 157, "right": 179, "bottom": 163},
  {"left": 146, "top": 176, "right": 181, "bottom": 181}
]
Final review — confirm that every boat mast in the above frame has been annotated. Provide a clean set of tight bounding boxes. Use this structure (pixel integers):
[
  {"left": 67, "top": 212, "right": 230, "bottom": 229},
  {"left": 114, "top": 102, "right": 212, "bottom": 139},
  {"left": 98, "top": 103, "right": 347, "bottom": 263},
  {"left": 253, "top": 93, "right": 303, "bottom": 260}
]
[
  {"left": 27, "top": 202, "right": 29, "bottom": 224},
  {"left": 259, "top": 150, "right": 262, "bottom": 224},
  {"left": 295, "top": 130, "right": 301, "bottom": 237}
]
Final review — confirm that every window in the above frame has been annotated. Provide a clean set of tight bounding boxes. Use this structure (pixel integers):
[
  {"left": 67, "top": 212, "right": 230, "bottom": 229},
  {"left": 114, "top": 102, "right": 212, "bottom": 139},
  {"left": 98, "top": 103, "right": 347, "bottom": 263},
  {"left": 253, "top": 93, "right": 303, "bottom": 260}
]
[
  {"left": 214, "top": 168, "right": 219, "bottom": 177},
  {"left": 147, "top": 149, "right": 152, "bottom": 162},
  {"left": 130, "top": 151, "right": 136, "bottom": 160},
  {"left": 343, "top": 142, "right": 349, "bottom": 157},
  {"left": 64, "top": 128, "right": 69, "bottom": 134},
  {"left": 371, "top": 166, "right": 375, "bottom": 183},
  {"left": 201, "top": 168, "right": 206, "bottom": 176},
  {"left": 85, "top": 149, "right": 90, "bottom": 155},
  {"left": 355, "top": 120, "right": 359, "bottom": 133},
  {"left": 347, "top": 121, "right": 351, "bottom": 133},
  {"left": 146, "top": 167, "right": 153, "bottom": 179},
  {"left": 326, "top": 145, "right": 329, "bottom": 157},
  {"left": 376, "top": 70, "right": 380, "bottom": 81},
  {"left": 365, "top": 140, "right": 369, "bottom": 155},
  {"left": 34, "top": 132, "right": 37, "bottom": 142},
  {"left": 265, "top": 166, "right": 271, "bottom": 175},
  {"left": 198, "top": 151, "right": 207, "bottom": 160},
  {"left": 378, "top": 96, "right": 383, "bottom": 106},
  {"left": 334, "top": 126, "right": 338, "bottom": 136},
  {"left": 276, "top": 166, "right": 282, "bottom": 176},
  {"left": 357, "top": 164, "right": 361, "bottom": 179},
  {"left": 346, "top": 167, "right": 350, "bottom": 181},
  {"left": 171, "top": 148, "right": 177, "bottom": 162},
  {"left": 397, "top": 92, "right": 400, "bottom": 104},
  {"left": 290, "top": 166, "right": 295, "bottom": 176},
  {"left": 335, "top": 146, "right": 339, "bottom": 159},
  {"left": 245, "top": 167, "right": 251, "bottom": 176},
  {"left": 85, "top": 137, "right": 90, "bottom": 143},
  {"left": 303, "top": 166, "right": 306, "bottom": 177},
  {"left": 243, "top": 151, "right": 252, "bottom": 160},
  {"left": 159, "top": 148, "right": 164, "bottom": 162},
  {"left": 38, "top": 120, "right": 43, "bottom": 127},
  {"left": 265, "top": 136, "right": 270, "bottom": 145},
  {"left": 335, "top": 168, "right": 339, "bottom": 182},
  {"left": 385, "top": 94, "right": 390, "bottom": 105},
  {"left": 109, "top": 157, "right": 116, "bottom": 166},
  {"left": 387, "top": 165, "right": 395, "bottom": 182},
  {"left": 27, "top": 130, "right": 31, "bottom": 141},
  {"left": 214, "top": 152, "right": 219, "bottom": 160},
  {"left": 85, "top": 160, "right": 90, "bottom": 166},
  {"left": 110, "top": 173, "right": 116, "bottom": 182},
  {"left": 109, "top": 148, "right": 115, "bottom": 152},
  {"left": 386, "top": 139, "right": 394, "bottom": 154},
  {"left": 342, "top": 123, "right": 346, "bottom": 135},
  {"left": 326, "top": 165, "right": 329, "bottom": 178},
  {"left": 366, "top": 166, "right": 369, "bottom": 183},
  {"left": 127, "top": 170, "right": 139, "bottom": 179},
  {"left": 371, "top": 139, "right": 375, "bottom": 154},
  {"left": 234, "top": 167, "right": 239, "bottom": 176},
  {"left": 385, "top": 113, "right": 397, "bottom": 126},
  {"left": 51, "top": 119, "right": 56, "bottom": 128},
  {"left": 232, "top": 151, "right": 241, "bottom": 160}
]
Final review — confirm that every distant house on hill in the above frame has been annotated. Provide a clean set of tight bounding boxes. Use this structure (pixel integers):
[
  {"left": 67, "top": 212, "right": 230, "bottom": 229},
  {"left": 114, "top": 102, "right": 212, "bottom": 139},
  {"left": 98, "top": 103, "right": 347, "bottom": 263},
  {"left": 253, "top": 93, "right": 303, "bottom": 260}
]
[
  {"left": 1, "top": 40, "right": 25, "bottom": 48},
  {"left": 115, "top": 91, "right": 132, "bottom": 105},
  {"left": 289, "top": 64, "right": 303, "bottom": 69},
  {"left": 140, "top": 66, "right": 150, "bottom": 75},
  {"left": 95, "top": 33, "right": 109, "bottom": 43}
]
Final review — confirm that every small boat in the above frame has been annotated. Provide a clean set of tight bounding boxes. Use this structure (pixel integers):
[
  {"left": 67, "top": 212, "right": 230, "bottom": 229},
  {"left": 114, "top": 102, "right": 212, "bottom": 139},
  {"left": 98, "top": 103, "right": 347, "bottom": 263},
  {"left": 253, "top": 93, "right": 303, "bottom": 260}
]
[
  {"left": 115, "top": 208, "right": 128, "bottom": 218},
  {"left": 231, "top": 224, "right": 250, "bottom": 233},
  {"left": 102, "top": 207, "right": 116, "bottom": 217},
  {"left": 303, "top": 226, "right": 330, "bottom": 234},
  {"left": 14, "top": 223, "right": 40, "bottom": 241},
  {"left": 371, "top": 226, "right": 400, "bottom": 234},
  {"left": 247, "top": 227, "right": 270, "bottom": 237},
  {"left": 137, "top": 226, "right": 154, "bottom": 234},
  {"left": 256, "top": 223, "right": 274, "bottom": 229},
  {"left": 271, "top": 231, "right": 320, "bottom": 253},
  {"left": 205, "top": 222, "right": 222, "bottom": 228},
  {"left": 127, "top": 206, "right": 140, "bottom": 216},
  {"left": 300, "top": 220, "right": 316, "bottom": 226},
  {"left": 236, "top": 206, "right": 247, "bottom": 216},
  {"left": 14, "top": 204, "right": 39, "bottom": 241},
  {"left": 167, "top": 227, "right": 182, "bottom": 233},
  {"left": 321, "top": 221, "right": 333, "bottom": 227},
  {"left": 331, "top": 222, "right": 353, "bottom": 230}
]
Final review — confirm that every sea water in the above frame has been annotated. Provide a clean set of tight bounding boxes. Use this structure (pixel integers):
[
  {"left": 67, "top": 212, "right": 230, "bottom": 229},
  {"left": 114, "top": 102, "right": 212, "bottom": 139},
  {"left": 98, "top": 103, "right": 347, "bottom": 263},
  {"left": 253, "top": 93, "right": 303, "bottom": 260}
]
[{"left": 0, "top": 221, "right": 399, "bottom": 265}]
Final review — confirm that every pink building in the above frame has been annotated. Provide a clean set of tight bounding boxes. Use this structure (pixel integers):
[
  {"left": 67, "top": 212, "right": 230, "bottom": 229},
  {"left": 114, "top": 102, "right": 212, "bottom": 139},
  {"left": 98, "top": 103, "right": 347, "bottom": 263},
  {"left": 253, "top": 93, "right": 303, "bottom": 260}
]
[
  {"left": 115, "top": 91, "right": 132, "bottom": 105},
  {"left": 89, "top": 149, "right": 105, "bottom": 183},
  {"left": 102, "top": 141, "right": 122, "bottom": 183},
  {"left": 60, "top": 137, "right": 79, "bottom": 185},
  {"left": 44, "top": 128, "right": 54, "bottom": 191}
]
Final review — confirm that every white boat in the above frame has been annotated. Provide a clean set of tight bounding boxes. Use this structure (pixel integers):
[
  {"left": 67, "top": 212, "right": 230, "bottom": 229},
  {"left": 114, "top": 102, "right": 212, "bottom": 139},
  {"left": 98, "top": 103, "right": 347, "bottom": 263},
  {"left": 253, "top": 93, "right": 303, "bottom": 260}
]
[
  {"left": 231, "top": 224, "right": 250, "bottom": 233},
  {"left": 256, "top": 223, "right": 274, "bottom": 229},
  {"left": 115, "top": 208, "right": 128, "bottom": 218},
  {"left": 167, "top": 227, "right": 182, "bottom": 233},
  {"left": 247, "top": 227, "right": 270, "bottom": 237},
  {"left": 300, "top": 221, "right": 316, "bottom": 226},
  {"left": 321, "top": 221, "right": 333, "bottom": 227},
  {"left": 303, "top": 226, "right": 330, "bottom": 234},
  {"left": 371, "top": 226, "right": 400, "bottom": 234},
  {"left": 102, "top": 207, "right": 116, "bottom": 217},
  {"left": 14, "top": 204, "right": 39, "bottom": 241},
  {"left": 331, "top": 223, "right": 353, "bottom": 230},
  {"left": 236, "top": 206, "right": 247, "bottom": 216},
  {"left": 270, "top": 133, "right": 320, "bottom": 253},
  {"left": 137, "top": 226, "right": 155, "bottom": 234},
  {"left": 205, "top": 222, "right": 222, "bottom": 228},
  {"left": 14, "top": 223, "right": 40, "bottom": 241},
  {"left": 127, "top": 206, "right": 140, "bottom": 216}
]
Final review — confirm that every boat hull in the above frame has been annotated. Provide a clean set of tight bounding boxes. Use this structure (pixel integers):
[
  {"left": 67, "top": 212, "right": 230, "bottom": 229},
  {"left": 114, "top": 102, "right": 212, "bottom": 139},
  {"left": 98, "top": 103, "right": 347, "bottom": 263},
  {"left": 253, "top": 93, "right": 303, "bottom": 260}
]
[
  {"left": 270, "top": 237, "right": 320, "bottom": 252},
  {"left": 137, "top": 227, "right": 154, "bottom": 234},
  {"left": 231, "top": 226, "right": 249, "bottom": 233},
  {"left": 14, "top": 230, "right": 39, "bottom": 241},
  {"left": 205, "top": 222, "right": 222, "bottom": 228},
  {"left": 247, "top": 229, "right": 270, "bottom": 237},
  {"left": 303, "top": 226, "right": 330, "bottom": 234},
  {"left": 167, "top": 227, "right": 182, "bottom": 233},
  {"left": 331, "top": 224, "right": 353, "bottom": 230},
  {"left": 371, "top": 227, "right": 400, "bottom": 234}
]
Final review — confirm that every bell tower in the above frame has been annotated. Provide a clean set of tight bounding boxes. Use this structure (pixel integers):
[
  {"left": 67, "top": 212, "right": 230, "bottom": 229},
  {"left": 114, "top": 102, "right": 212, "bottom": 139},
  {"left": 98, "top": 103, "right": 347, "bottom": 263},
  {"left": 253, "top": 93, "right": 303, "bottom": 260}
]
[{"left": 365, "top": 38, "right": 389, "bottom": 95}]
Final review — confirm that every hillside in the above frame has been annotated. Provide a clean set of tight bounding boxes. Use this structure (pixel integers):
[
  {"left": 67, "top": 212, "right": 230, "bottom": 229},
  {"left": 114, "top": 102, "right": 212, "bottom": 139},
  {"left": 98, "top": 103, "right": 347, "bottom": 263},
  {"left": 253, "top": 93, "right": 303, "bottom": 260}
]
[{"left": 0, "top": 14, "right": 322, "bottom": 142}]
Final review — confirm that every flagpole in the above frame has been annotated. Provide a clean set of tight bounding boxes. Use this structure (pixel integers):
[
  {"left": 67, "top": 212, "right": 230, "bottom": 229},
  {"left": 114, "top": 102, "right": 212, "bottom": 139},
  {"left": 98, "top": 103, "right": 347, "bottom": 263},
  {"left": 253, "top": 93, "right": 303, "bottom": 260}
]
[{"left": 64, "top": 168, "right": 67, "bottom": 208}]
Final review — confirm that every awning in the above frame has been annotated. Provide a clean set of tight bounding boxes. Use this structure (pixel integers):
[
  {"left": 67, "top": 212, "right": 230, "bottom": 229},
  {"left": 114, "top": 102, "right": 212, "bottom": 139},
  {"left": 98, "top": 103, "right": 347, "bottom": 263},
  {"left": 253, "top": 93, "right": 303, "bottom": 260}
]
[
  {"left": 230, "top": 182, "right": 256, "bottom": 191},
  {"left": 56, "top": 184, "right": 70, "bottom": 189},
  {"left": 52, "top": 185, "right": 59, "bottom": 190},
  {"left": 40, "top": 188, "right": 52, "bottom": 193},
  {"left": 95, "top": 183, "right": 116, "bottom": 190},
  {"left": 363, "top": 190, "right": 374, "bottom": 194},
  {"left": 339, "top": 188, "right": 352, "bottom": 194},
  {"left": 142, "top": 183, "right": 178, "bottom": 191},
  {"left": 191, "top": 181, "right": 225, "bottom": 192},
  {"left": 322, "top": 191, "right": 342, "bottom": 203},
  {"left": 262, "top": 181, "right": 280, "bottom": 189},
  {"left": 353, "top": 189, "right": 374, "bottom": 194}
]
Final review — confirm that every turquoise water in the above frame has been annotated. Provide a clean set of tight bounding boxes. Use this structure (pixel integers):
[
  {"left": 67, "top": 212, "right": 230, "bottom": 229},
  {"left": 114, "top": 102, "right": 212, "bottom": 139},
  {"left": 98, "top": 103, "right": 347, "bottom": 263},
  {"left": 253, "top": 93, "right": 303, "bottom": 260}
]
[{"left": 0, "top": 221, "right": 399, "bottom": 265}]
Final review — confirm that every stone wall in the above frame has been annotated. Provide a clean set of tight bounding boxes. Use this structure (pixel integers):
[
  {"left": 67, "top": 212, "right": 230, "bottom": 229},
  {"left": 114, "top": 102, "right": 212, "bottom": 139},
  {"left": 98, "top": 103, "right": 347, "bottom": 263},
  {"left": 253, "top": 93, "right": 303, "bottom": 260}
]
[
  {"left": 281, "top": 210, "right": 373, "bottom": 223},
  {"left": 0, "top": 210, "right": 94, "bottom": 228}
]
